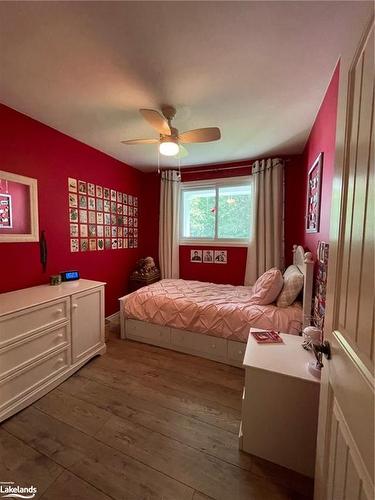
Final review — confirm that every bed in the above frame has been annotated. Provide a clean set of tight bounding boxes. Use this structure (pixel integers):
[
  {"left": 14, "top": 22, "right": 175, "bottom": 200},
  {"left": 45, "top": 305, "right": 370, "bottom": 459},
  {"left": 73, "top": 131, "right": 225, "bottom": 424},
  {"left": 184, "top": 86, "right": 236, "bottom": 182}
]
[{"left": 119, "top": 245, "right": 314, "bottom": 366}]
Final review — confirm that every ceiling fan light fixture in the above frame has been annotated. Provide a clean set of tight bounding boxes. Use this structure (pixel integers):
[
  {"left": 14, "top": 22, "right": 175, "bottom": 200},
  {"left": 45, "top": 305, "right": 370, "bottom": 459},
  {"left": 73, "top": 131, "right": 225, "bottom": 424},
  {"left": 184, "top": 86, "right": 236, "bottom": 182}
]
[{"left": 159, "top": 138, "right": 179, "bottom": 156}]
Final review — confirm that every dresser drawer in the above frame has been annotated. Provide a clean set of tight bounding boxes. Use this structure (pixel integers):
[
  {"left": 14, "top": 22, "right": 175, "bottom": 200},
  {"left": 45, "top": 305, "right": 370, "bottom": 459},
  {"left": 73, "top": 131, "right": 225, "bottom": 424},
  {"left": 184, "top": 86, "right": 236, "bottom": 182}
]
[
  {"left": 171, "top": 329, "right": 227, "bottom": 358},
  {"left": 0, "top": 348, "right": 70, "bottom": 412},
  {"left": 0, "top": 323, "right": 70, "bottom": 380},
  {"left": 0, "top": 298, "right": 69, "bottom": 347},
  {"left": 228, "top": 340, "right": 246, "bottom": 363}
]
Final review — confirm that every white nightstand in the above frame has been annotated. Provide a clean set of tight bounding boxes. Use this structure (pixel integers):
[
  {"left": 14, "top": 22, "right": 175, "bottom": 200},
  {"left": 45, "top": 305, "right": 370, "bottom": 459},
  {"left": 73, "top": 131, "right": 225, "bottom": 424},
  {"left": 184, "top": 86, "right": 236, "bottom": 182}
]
[{"left": 239, "top": 328, "right": 320, "bottom": 477}]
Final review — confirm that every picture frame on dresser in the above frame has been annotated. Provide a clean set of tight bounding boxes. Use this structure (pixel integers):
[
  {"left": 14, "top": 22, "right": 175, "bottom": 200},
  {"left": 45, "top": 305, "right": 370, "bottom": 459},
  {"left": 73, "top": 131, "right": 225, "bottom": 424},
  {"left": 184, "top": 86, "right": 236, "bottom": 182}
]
[
  {"left": 0, "top": 170, "right": 39, "bottom": 242},
  {"left": 305, "top": 152, "right": 323, "bottom": 234}
]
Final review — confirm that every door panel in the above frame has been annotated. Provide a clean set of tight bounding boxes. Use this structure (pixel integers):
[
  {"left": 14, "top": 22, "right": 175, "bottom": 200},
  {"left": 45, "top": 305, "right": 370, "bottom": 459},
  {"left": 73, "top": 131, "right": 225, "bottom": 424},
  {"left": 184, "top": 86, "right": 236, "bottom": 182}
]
[
  {"left": 337, "top": 28, "right": 374, "bottom": 369},
  {"left": 327, "top": 399, "right": 372, "bottom": 500}
]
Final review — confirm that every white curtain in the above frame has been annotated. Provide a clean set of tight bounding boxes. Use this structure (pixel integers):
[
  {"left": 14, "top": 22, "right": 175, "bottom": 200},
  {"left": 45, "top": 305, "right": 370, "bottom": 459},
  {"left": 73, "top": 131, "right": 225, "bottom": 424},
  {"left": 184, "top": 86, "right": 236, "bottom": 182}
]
[
  {"left": 244, "top": 158, "right": 284, "bottom": 285},
  {"left": 159, "top": 169, "right": 181, "bottom": 279}
]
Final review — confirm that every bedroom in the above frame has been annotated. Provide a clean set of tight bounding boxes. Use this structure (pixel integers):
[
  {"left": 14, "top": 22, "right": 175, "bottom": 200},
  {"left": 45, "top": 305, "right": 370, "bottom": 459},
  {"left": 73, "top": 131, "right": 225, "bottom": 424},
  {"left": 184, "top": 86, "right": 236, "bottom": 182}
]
[{"left": 0, "top": 1, "right": 373, "bottom": 500}]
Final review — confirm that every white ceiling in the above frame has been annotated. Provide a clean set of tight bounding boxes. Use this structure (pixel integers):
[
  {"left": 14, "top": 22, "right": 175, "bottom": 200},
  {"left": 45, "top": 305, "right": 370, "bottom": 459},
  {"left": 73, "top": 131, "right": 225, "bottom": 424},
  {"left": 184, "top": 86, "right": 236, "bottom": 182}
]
[{"left": 0, "top": 1, "right": 373, "bottom": 172}]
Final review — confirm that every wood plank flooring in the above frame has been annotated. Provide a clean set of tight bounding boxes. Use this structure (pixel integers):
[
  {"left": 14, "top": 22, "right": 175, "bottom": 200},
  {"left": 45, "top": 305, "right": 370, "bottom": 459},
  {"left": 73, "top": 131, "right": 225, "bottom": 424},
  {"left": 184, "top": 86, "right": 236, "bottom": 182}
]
[{"left": 0, "top": 324, "right": 313, "bottom": 500}]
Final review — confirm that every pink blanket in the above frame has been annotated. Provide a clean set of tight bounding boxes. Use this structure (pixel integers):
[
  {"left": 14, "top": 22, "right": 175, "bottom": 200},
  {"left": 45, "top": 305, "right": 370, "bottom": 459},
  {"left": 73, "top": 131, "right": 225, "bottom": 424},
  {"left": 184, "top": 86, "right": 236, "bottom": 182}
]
[{"left": 123, "top": 279, "right": 303, "bottom": 342}]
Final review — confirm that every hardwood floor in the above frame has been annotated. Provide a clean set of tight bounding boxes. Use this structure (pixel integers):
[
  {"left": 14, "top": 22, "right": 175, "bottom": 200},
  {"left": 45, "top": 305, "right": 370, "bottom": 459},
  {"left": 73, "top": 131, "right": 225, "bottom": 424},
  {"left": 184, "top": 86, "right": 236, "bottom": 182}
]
[{"left": 0, "top": 324, "right": 313, "bottom": 500}]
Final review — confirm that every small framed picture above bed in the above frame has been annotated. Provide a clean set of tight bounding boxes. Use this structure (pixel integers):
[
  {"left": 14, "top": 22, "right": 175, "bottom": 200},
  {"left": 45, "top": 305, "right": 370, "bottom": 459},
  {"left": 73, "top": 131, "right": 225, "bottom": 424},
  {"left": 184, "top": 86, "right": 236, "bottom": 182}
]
[
  {"left": 214, "top": 250, "right": 227, "bottom": 264},
  {"left": 202, "top": 249, "right": 214, "bottom": 263},
  {"left": 306, "top": 152, "right": 323, "bottom": 233},
  {"left": 190, "top": 249, "right": 202, "bottom": 262}
]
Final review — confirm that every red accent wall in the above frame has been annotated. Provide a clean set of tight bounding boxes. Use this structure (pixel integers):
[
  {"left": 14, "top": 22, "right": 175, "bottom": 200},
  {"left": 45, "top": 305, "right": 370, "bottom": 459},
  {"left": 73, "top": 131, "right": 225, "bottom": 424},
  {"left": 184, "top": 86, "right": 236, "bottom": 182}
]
[
  {"left": 139, "top": 171, "right": 160, "bottom": 265},
  {"left": 0, "top": 104, "right": 154, "bottom": 315},
  {"left": 299, "top": 63, "right": 340, "bottom": 260}
]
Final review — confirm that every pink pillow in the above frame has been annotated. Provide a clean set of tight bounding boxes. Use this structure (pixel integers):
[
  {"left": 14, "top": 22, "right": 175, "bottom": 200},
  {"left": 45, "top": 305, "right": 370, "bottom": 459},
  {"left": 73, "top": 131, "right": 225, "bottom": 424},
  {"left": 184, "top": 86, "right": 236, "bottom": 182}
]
[{"left": 249, "top": 268, "right": 284, "bottom": 305}]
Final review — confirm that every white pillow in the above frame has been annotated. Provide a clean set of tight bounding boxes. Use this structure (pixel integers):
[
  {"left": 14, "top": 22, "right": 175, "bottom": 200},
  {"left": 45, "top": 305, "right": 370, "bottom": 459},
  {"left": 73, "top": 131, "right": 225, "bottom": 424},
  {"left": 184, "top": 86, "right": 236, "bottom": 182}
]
[
  {"left": 249, "top": 268, "right": 284, "bottom": 305},
  {"left": 276, "top": 265, "right": 304, "bottom": 307}
]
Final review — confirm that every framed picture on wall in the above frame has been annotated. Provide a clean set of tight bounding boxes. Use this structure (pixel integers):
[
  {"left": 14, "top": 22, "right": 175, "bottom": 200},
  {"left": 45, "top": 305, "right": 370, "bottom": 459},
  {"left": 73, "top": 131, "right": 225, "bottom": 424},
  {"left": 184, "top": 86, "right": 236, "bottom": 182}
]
[
  {"left": 202, "top": 249, "right": 214, "bottom": 263},
  {"left": 190, "top": 249, "right": 202, "bottom": 262},
  {"left": 306, "top": 152, "right": 323, "bottom": 233},
  {"left": 214, "top": 250, "right": 227, "bottom": 264},
  {"left": 0, "top": 170, "right": 39, "bottom": 242}
]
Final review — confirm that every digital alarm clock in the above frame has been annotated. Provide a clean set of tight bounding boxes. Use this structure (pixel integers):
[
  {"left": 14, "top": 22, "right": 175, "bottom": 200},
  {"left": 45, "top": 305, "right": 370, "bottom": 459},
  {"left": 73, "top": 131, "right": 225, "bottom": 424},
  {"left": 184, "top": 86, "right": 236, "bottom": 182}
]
[{"left": 60, "top": 270, "right": 80, "bottom": 282}]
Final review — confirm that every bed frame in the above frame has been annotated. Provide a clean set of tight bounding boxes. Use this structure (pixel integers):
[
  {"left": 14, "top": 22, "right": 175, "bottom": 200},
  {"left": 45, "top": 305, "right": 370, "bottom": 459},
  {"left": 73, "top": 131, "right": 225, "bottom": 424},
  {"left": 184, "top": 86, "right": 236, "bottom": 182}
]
[{"left": 118, "top": 245, "right": 314, "bottom": 367}]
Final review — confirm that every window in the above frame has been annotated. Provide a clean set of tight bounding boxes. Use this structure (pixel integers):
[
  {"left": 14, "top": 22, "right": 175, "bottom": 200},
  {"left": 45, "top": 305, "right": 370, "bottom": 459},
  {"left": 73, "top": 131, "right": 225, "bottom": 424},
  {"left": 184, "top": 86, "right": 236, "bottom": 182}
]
[{"left": 180, "top": 177, "right": 252, "bottom": 244}]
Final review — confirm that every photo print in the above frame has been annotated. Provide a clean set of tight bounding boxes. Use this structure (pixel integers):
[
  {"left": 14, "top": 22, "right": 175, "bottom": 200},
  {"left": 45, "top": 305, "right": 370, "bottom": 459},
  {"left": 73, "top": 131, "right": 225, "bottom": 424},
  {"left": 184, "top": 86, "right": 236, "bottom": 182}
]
[
  {"left": 203, "top": 249, "right": 214, "bottom": 263},
  {"left": 190, "top": 249, "right": 202, "bottom": 262},
  {"left": 78, "top": 180, "right": 87, "bottom": 194},
  {"left": 214, "top": 250, "right": 227, "bottom": 264},
  {"left": 87, "top": 183, "right": 95, "bottom": 196},
  {"left": 68, "top": 177, "right": 77, "bottom": 192}
]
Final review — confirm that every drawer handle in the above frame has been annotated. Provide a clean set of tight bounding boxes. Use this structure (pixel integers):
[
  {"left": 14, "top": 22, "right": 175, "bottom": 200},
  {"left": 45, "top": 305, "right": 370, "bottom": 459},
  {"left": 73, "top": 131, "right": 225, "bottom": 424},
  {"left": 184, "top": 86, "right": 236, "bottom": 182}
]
[
  {"left": 72, "top": 304, "right": 78, "bottom": 309},
  {"left": 57, "top": 357, "right": 64, "bottom": 363},
  {"left": 211, "top": 343, "right": 216, "bottom": 349},
  {"left": 57, "top": 332, "right": 64, "bottom": 338},
  {"left": 238, "top": 350, "right": 243, "bottom": 355},
  {"left": 56, "top": 308, "right": 63, "bottom": 314}
]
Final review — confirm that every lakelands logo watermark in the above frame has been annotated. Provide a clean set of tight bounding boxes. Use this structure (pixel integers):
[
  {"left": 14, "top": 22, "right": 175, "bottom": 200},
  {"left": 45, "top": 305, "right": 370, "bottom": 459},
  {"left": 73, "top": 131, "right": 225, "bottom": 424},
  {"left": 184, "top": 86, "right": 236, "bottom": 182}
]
[{"left": 0, "top": 481, "right": 37, "bottom": 499}]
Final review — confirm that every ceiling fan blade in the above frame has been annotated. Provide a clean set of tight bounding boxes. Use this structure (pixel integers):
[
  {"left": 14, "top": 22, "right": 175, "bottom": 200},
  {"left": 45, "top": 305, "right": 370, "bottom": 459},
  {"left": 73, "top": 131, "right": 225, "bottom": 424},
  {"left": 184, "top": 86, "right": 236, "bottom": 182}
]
[
  {"left": 140, "top": 109, "right": 171, "bottom": 135},
  {"left": 121, "top": 138, "right": 159, "bottom": 145},
  {"left": 178, "top": 127, "right": 221, "bottom": 144}
]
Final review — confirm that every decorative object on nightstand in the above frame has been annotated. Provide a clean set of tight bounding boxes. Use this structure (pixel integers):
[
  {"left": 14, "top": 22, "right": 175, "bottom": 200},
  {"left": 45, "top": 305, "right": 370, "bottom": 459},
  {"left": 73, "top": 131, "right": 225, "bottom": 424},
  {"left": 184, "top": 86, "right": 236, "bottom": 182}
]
[
  {"left": 129, "top": 256, "right": 160, "bottom": 291},
  {"left": 240, "top": 328, "right": 320, "bottom": 477},
  {"left": 302, "top": 326, "right": 324, "bottom": 377}
]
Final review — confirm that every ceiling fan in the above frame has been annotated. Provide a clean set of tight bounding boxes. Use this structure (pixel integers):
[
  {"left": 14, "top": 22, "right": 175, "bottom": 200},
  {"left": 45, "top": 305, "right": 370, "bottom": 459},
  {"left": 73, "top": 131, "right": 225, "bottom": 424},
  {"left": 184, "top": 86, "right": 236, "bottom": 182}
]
[{"left": 121, "top": 106, "right": 221, "bottom": 158}]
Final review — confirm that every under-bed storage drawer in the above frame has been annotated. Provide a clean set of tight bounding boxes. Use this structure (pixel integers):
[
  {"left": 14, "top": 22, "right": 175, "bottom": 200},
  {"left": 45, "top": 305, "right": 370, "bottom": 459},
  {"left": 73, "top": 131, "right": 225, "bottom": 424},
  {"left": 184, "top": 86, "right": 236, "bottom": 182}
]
[
  {"left": 0, "top": 323, "right": 70, "bottom": 380},
  {"left": 0, "top": 298, "right": 70, "bottom": 347},
  {"left": 228, "top": 340, "right": 246, "bottom": 363},
  {"left": 171, "top": 328, "right": 227, "bottom": 358},
  {"left": 126, "top": 319, "right": 171, "bottom": 345},
  {"left": 0, "top": 347, "right": 70, "bottom": 414}
]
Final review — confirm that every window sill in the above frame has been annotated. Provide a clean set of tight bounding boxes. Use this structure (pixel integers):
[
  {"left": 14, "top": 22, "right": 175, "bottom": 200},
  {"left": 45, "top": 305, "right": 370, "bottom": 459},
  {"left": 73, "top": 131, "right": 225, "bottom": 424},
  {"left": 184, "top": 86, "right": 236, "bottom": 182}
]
[{"left": 179, "top": 240, "right": 249, "bottom": 248}]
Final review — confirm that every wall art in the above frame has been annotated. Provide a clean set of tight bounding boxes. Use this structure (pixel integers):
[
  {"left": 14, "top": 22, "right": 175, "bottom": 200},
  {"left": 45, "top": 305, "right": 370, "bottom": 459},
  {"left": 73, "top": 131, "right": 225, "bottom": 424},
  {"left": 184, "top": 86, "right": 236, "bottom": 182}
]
[
  {"left": 68, "top": 177, "right": 138, "bottom": 253},
  {"left": 306, "top": 152, "right": 323, "bottom": 233}
]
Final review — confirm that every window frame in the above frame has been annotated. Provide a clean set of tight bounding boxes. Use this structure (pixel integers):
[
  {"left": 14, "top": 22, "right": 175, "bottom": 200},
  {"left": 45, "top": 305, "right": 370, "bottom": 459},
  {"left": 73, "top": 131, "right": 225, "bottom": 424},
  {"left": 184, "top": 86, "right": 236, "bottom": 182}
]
[{"left": 179, "top": 176, "right": 252, "bottom": 247}]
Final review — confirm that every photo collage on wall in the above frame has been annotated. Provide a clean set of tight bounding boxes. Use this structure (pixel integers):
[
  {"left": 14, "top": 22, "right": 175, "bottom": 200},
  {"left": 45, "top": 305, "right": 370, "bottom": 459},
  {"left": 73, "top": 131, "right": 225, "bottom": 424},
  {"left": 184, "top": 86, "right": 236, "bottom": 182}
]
[
  {"left": 190, "top": 249, "right": 227, "bottom": 264},
  {"left": 68, "top": 177, "right": 138, "bottom": 252},
  {"left": 313, "top": 240, "right": 329, "bottom": 329}
]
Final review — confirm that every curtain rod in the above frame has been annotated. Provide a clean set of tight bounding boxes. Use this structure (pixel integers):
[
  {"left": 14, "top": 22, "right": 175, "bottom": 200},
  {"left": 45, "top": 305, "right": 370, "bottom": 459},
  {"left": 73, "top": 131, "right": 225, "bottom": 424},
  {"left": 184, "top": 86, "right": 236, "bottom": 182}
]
[{"left": 181, "top": 159, "right": 290, "bottom": 175}]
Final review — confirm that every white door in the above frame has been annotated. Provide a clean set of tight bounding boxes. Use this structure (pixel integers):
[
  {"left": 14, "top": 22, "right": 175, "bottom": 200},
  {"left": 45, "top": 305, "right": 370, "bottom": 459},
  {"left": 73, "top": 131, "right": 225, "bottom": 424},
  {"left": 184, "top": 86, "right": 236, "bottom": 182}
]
[
  {"left": 71, "top": 287, "right": 105, "bottom": 363},
  {"left": 314, "top": 16, "right": 374, "bottom": 500}
]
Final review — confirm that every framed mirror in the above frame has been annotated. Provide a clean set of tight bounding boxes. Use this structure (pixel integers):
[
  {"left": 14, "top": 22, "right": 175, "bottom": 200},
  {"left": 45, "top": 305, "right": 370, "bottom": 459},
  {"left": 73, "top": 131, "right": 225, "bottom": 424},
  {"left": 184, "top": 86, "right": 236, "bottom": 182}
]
[{"left": 0, "top": 170, "right": 39, "bottom": 242}]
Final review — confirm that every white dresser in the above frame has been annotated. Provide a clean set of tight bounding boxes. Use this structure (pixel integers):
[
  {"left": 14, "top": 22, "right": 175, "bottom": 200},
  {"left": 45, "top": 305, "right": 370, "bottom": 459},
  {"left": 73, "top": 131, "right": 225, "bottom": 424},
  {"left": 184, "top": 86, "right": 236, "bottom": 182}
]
[
  {"left": 240, "top": 329, "right": 320, "bottom": 477},
  {"left": 0, "top": 279, "right": 106, "bottom": 422}
]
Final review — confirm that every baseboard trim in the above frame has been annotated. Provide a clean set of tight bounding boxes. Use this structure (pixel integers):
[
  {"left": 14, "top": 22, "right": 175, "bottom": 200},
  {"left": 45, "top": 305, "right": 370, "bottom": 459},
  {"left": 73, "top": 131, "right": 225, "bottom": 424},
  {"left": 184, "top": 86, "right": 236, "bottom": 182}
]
[{"left": 106, "top": 311, "right": 120, "bottom": 323}]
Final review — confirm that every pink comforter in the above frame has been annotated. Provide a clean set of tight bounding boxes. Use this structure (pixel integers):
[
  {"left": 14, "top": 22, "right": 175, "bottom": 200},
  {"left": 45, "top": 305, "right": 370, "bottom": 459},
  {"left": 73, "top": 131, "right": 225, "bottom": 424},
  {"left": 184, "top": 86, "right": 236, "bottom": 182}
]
[{"left": 123, "top": 279, "right": 302, "bottom": 342}]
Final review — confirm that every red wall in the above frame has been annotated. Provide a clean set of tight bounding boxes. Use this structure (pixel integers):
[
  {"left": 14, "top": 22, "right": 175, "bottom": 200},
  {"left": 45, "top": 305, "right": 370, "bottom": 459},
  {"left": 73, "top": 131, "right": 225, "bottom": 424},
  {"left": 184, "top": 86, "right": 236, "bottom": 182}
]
[
  {"left": 299, "top": 63, "right": 340, "bottom": 260},
  {"left": 139, "top": 171, "right": 160, "bottom": 265},
  {"left": 0, "top": 104, "right": 153, "bottom": 315}
]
